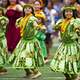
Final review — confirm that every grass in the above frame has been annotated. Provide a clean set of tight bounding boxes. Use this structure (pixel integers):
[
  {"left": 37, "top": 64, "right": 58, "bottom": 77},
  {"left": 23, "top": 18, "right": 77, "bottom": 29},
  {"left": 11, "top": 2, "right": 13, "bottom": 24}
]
[{"left": 0, "top": 66, "right": 65, "bottom": 80}]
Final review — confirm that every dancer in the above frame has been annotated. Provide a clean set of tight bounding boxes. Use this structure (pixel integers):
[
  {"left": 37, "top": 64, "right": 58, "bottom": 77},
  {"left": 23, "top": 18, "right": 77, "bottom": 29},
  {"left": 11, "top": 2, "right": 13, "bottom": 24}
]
[
  {"left": 35, "top": 13, "right": 47, "bottom": 63},
  {"left": 34, "top": 0, "right": 49, "bottom": 62},
  {"left": 50, "top": 6, "right": 80, "bottom": 80},
  {"left": 8, "top": 4, "right": 44, "bottom": 79},
  {"left": 0, "top": 7, "right": 8, "bottom": 74}
]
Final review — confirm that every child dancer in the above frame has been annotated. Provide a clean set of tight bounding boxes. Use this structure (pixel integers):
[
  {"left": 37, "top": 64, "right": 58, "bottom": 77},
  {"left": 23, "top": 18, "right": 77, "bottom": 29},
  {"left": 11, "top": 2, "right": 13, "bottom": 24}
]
[
  {"left": 8, "top": 4, "right": 44, "bottom": 79},
  {"left": 50, "top": 6, "right": 80, "bottom": 80},
  {"left": 35, "top": 13, "right": 47, "bottom": 63},
  {"left": 34, "top": 0, "right": 49, "bottom": 62}
]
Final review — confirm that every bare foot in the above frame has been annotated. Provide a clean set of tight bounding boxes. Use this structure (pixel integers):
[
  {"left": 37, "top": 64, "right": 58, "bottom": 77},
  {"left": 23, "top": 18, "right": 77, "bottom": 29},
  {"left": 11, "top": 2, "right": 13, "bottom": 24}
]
[
  {"left": 75, "top": 76, "right": 80, "bottom": 80},
  {"left": 31, "top": 71, "right": 41, "bottom": 79},
  {"left": 44, "top": 59, "right": 50, "bottom": 64},
  {"left": 0, "top": 68, "right": 7, "bottom": 75}
]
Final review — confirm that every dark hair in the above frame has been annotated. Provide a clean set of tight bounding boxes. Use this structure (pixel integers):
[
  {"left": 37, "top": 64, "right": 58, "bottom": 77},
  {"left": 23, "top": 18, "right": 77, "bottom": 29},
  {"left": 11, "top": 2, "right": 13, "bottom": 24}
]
[
  {"left": 62, "top": 9, "right": 77, "bottom": 18},
  {"left": 0, "top": 8, "right": 4, "bottom": 16},
  {"left": 47, "top": 0, "right": 53, "bottom": 6},
  {"left": 77, "top": 0, "right": 80, "bottom": 4},
  {"left": 23, "top": 5, "right": 34, "bottom": 17},
  {"left": 41, "top": 18, "right": 45, "bottom": 25},
  {"left": 37, "top": 17, "right": 45, "bottom": 25},
  {"left": 7, "top": 0, "right": 19, "bottom": 7}
]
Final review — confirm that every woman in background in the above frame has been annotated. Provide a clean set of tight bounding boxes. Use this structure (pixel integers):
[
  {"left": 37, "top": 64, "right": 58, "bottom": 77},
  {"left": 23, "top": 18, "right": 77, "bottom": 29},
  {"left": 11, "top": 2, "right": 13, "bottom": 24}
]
[
  {"left": 44, "top": 0, "right": 58, "bottom": 60},
  {"left": 6, "top": 0, "right": 22, "bottom": 53}
]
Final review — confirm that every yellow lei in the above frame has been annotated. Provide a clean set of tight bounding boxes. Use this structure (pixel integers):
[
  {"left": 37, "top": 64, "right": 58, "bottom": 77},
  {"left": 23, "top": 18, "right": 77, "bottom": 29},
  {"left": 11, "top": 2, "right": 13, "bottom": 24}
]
[
  {"left": 35, "top": 10, "right": 46, "bottom": 20},
  {"left": 38, "top": 23, "right": 46, "bottom": 30},
  {"left": 35, "top": 10, "right": 42, "bottom": 14},
  {"left": 61, "top": 18, "right": 74, "bottom": 33},
  {"left": 19, "top": 14, "right": 32, "bottom": 37},
  {"left": 38, "top": 23, "right": 43, "bottom": 28}
]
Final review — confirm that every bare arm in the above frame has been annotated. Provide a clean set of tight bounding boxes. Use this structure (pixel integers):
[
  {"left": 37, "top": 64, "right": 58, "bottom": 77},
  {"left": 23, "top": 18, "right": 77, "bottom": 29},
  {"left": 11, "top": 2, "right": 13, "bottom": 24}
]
[{"left": 16, "top": 4, "right": 23, "bottom": 12}]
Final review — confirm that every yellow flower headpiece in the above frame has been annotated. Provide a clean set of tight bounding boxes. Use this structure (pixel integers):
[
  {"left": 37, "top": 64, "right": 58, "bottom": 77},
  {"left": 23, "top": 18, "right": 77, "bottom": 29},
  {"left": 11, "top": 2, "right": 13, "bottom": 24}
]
[
  {"left": 0, "top": 7, "right": 4, "bottom": 15},
  {"left": 23, "top": 4, "right": 33, "bottom": 9},
  {"left": 61, "top": 6, "right": 76, "bottom": 11},
  {"left": 0, "top": 7, "right": 4, "bottom": 12},
  {"left": 35, "top": 13, "right": 45, "bottom": 20}
]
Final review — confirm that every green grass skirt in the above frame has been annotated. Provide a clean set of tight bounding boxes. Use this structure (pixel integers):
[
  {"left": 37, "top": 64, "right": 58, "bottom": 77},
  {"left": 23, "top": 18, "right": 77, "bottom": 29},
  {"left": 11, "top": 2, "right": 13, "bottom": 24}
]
[
  {"left": 50, "top": 41, "right": 80, "bottom": 74},
  {"left": 0, "top": 37, "right": 7, "bottom": 67},
  {"left": 8, "top": 37, "right": 44, "bottom": 69}
]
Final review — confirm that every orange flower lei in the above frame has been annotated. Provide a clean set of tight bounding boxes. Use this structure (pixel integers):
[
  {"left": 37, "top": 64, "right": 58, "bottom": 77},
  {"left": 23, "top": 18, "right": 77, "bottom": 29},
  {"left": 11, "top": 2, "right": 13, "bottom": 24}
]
[{"left": 60, "top": 18, "right": 74, "bottom": 33}]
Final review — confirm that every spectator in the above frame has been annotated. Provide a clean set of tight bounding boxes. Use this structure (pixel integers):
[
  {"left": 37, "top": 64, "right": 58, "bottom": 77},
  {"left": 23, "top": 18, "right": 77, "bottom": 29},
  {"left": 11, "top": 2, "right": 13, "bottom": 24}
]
[
  {"left": 6, "top": 0, "right": 22, "bottom": 53},
  {"left": 44, "top": 0, "right": 57, "bottom": 59}
]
